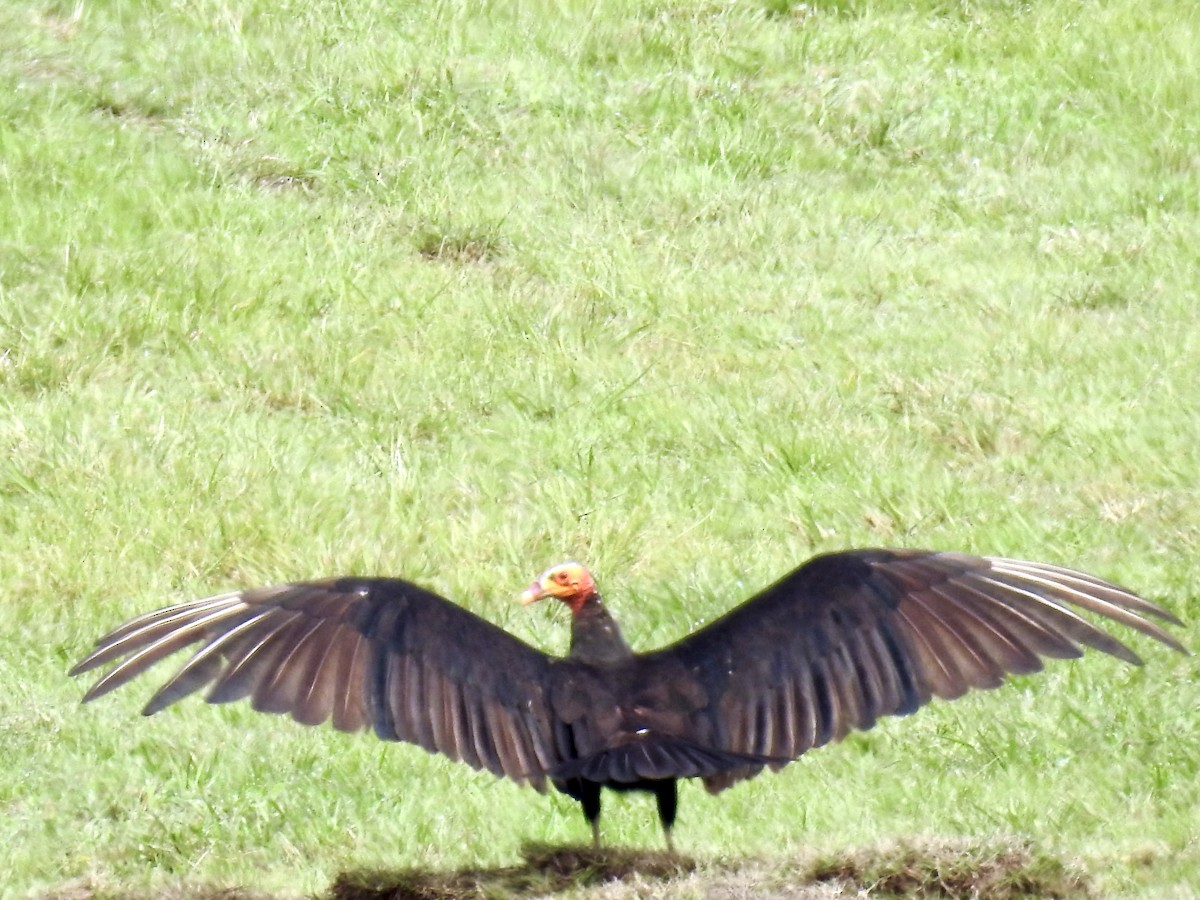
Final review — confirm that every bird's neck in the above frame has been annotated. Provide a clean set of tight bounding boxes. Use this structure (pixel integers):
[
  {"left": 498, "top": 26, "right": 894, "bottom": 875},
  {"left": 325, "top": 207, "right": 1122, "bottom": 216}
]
[{"left": 568, "top": 594, "right": 633, "bottom": 665}]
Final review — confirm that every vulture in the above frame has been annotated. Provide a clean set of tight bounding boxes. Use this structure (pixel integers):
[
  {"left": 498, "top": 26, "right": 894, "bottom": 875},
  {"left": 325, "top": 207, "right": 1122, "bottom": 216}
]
[{"left": 71, "top": 548, "right": 1187, "bottom": 850}]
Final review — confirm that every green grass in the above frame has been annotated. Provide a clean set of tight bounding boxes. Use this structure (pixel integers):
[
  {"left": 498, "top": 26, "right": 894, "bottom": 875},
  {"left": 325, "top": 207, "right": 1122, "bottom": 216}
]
[{"left": 2, "top": 0, "right": 1198, "bottom": 896}]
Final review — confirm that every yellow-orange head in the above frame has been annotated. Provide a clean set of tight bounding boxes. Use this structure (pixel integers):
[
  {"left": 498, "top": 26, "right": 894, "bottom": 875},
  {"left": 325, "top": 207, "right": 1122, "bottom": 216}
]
[{"left": 520, "top": 562, "right": 598, "bottom": 615}]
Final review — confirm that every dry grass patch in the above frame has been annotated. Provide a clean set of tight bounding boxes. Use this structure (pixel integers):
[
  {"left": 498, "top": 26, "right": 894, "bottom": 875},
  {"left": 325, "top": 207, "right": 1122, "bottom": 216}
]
[
  {"left": 415, "top": 229, "right": 507, "bottom": 265},
  {"left": 804, "top": 837, "right": 1091, "bottom": 899},
  {"left": 37, "top": 877, "right": 286, "bottom": 900}
]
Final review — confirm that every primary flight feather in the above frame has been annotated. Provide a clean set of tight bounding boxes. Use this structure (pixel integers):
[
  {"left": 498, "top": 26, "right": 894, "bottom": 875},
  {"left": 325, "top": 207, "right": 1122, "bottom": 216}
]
[{"left": 72, "top": 548, "right": 1187, "bottom": 849}]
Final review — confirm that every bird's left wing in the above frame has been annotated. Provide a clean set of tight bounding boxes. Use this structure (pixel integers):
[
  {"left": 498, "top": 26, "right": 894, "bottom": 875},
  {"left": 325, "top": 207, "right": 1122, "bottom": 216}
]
[
  {"left": 71, "top": 578, "right": 569, "bottom": 788},
  {"left": 640, "top": 549, "right": 1186, "bottom": 791}
]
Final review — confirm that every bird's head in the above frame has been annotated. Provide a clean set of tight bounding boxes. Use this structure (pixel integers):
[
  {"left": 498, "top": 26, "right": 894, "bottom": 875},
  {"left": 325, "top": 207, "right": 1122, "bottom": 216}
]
[{"left": 520, "top": 561, "right": 597, "bottom": 614}]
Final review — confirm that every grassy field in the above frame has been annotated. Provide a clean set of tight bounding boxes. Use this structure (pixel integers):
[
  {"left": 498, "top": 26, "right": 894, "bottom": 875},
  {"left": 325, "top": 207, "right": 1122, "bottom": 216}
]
[{"left": 2, "top": 0, "right": 1198, "bottom": 896}]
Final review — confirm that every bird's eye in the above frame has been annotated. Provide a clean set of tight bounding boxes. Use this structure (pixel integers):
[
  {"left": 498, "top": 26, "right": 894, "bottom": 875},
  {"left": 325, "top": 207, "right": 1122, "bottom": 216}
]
[{"left": 555, "top": 571, "right": 569, "bottom": 583}]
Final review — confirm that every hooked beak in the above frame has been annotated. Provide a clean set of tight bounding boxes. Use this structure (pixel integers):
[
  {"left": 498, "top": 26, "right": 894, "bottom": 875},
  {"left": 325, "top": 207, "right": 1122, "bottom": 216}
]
[{"left": 520, "top": 580, "right": 547, "bottom": 605}]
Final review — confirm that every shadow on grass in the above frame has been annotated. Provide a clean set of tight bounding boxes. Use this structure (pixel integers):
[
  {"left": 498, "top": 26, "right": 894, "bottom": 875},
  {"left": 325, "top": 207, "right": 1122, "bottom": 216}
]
[
  {"left": 328, "top": 842, "right": 695, "bottom": 900},
  {"left": 327, "top": 837, "right": 1091, "bottom": 900}
]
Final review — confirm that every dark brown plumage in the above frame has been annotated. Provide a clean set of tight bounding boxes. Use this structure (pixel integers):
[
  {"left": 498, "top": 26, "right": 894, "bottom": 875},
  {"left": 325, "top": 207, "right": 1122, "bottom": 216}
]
[{"left": 71, "top": 548, "right": 1186, "bottom": 849}]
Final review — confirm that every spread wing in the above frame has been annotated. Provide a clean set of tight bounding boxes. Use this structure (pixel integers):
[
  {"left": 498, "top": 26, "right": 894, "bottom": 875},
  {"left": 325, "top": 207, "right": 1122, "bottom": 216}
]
[
  {"left": 70, "top": 578, "right": 570, "bottom": 789},
  {"left": 644, "top": 549, "right": 1186, "bottom": 791}
]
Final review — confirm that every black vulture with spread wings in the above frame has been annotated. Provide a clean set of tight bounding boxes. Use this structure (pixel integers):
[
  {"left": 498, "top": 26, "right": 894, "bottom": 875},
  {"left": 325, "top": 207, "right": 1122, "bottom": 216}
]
[{"left": 72, "top": 548, "right": 1186, "bottom": 848}]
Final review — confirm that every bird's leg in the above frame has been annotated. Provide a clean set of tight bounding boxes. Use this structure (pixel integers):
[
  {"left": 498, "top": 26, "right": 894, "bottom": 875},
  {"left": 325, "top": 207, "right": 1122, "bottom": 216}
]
[
  {"left": 577, "top": 779, "right": 602, "bottom": 849},
  {"left": 653, "top": 780, "right": 678, "bottom": 853}
]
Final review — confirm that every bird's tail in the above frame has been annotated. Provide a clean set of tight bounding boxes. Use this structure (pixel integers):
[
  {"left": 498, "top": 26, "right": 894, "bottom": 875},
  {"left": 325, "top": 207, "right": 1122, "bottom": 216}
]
[{"left": 551, "top": 736, "right": 784, "bottom": 786}]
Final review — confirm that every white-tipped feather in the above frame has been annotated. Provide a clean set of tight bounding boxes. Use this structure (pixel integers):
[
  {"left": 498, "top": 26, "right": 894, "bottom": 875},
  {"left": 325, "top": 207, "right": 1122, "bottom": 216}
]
[{"left": 986, "top": 563, "right": 1185, "bottom": 649}]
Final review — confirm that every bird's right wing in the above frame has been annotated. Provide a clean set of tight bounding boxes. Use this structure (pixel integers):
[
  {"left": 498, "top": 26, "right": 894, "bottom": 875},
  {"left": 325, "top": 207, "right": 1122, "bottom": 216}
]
[
  {"left": 71, "top": 578, "right": 571, "bottom": 788},
  {"left": 643, "top": 549, "right": 1185, "bottom": 788}
]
